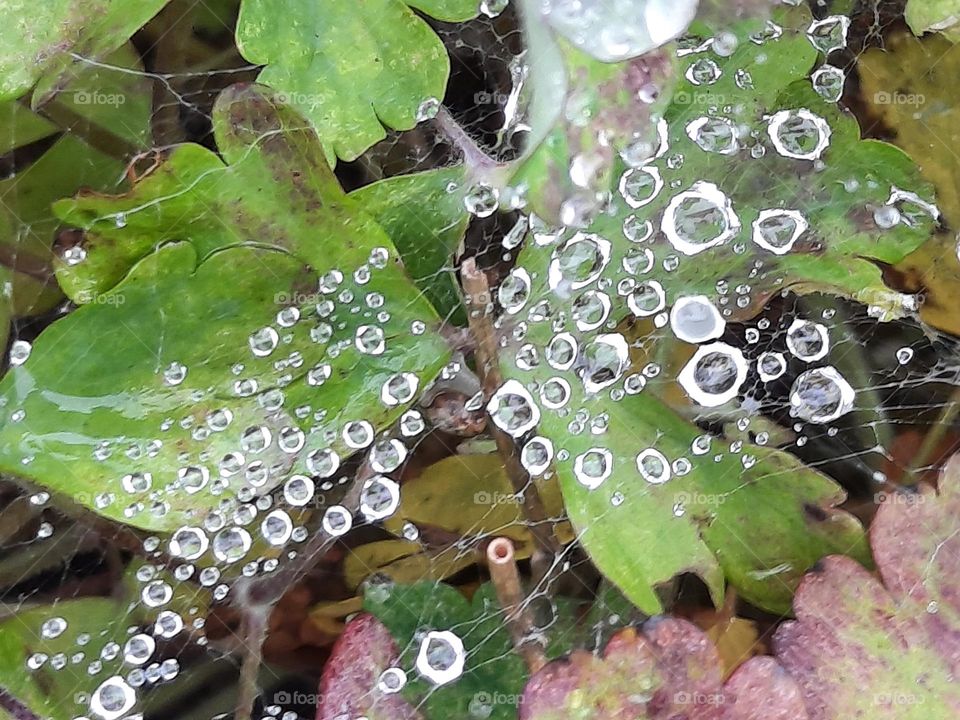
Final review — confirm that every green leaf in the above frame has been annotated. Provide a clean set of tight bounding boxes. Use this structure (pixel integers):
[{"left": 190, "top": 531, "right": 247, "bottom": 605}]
[
  {"left": 512, "top": 33, "right": 675, "bottom": 226},
  {"left": 0, "top": 101, "right": 56, "bottom": 154},
  {"left": 731, "top": 455, "right": 960, "bottom": 718},
  {"left": 350, "top": 166, "right": 469, "bottom": 322},
  {"left": 906, "top": 0, "right": 960, "bottom": 40},
  {"left": 0, "top": 85, "right": 451, "bottom": 532},
  {"left": 0, "top": 598, "right": 132, "bottom": 720},
  {"left": 0, "top": 562, "right": 209, "bottom": 720},
  {"left": 497, "top": 9, "right": 906, "bottom": 614},
  {"left": 364, "top": 581, "right": 527, "bottom": 720},
  {"left": 236, "top": 0, "right": 476, "bottom": 163},
  {"left": 0, "top": 0, "right": 168, "bottom": 102}
]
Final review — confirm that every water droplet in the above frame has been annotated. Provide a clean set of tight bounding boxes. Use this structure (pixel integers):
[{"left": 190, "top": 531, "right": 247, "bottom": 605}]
[
  {"left": 661, "top": 181, "right": 740, "bottom": 255},
  {"left": 573, "top": 448, "right": 612, "bottom": 490},
  {"left": 548, "top": 233, "right": 611, "bottom": 292},
  {"left": 163, "top": 362, "right": 187, "bottom": 386},
  {"left": 579, "top": 333, "right": 629, "bottom": 394},
  {"left": 90, "top": 676, "right": 136, "bottom": 719},
  {"left": 521, "top": 437, "right": 554, "bottom": 475},
  {"left": 170, "top": 527, "right": 208, "bottom": 560},
  {"left": 790, "top": 366, "right": 854, "bottom": 423},
  {"left": 767, "top": 109, "right": 831, "bottom": 161},
  {"left": 360, "top": 476, "right": 401, "bottom": 521},
  {"left": 249, "top": 326, "right": 279, "bottom": 357},
  {"left": 416, "top": 630, "right": 465, "bottom": 685},
  {"left": 757, "top": 351, "right": 787, "bottom": 381},
  {"left": 669, "top": 295, "right": 725, "bottom": 343},
  {"left": 627, "top": 281, "right": 665, "bottom": 317},
  {"left": 636, "top": 448, "right": 671, "bottom": 484},
  {"left": 488, "top": 380, "right": 540, "bottom": 437},
  {"left": 811, "top": 65, "right": 845, "bottom": 102},
  {"left": 619, "top": 167, "right": 663, "bottom": 208},
  {"left": 464, "top": 183, "right": 499, "bottom": 217},
  {"left": 806, "top": 15, "right": 850, "bottom": 54},
  {"left": 499, "top": 269, "right": 531, "bottom": 314},
  {"left": 9, "top": 340, "right": 31, "bottom": 366},
  {"left": 41, "top": 617, "right": 67, "bottom": 639},
  {"left": 751, "top": 209, "right": 807, "bottom": 254},
  {"left": 356, "top": 325, "right": 385, "bottom": 355},
  {"left": 685, "top": 116, "right": 738, "bottom": 155},
  {"left": 678, "top": 342, "right": 748, "bottom": 407},
  {"left": 416, "top": 97, "right": 440, "bottom": 122},
  {"left": 322, "top": 505, "right": 353, "bottom": 536},
  {"left": 786, "top": 319, "right": 829, "bottom": 362},
  {"left": 479, "top": 0, "right": 509, "bottom": 17},
  {"left": 212, "top": 527, "right": 252, "bottom": 563}
]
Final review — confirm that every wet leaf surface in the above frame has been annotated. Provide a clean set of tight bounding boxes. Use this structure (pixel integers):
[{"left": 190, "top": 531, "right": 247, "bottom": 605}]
[
  {"left": 858, "top": 32, "right": 960, "bottom": 334},
  {"left": 733, "top": 454, "right": 960, "bottom": 718},
  {"left": 0, "top": 0, "right": 168, "bottom": 102},
  {"left": 364, "top": 581, "right": 527, "bottom": 720},
  {"left": 350, "top": 166, "right": 469, "bottom": 321},
  {"left": 236, "top": 0, "right": 477, "bottom": 162},
  {"left": 0, "top": 85, "right": 450, "bottom": 531},
  {"left": 521, "top": 617, "right": 804, "bottom": 720},
  {"left": 317, "top": 613, "right": 421, "bottom": 720}
]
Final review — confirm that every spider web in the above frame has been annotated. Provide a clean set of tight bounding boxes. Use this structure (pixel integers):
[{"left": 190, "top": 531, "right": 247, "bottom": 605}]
[{"left": 0, "top": 2, "right": 958, "bottom": 720}]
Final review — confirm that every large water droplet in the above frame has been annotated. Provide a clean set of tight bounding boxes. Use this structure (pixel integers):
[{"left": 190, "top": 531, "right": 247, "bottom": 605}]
[
  {"left": 488, "top": 380, "right": 540, "bottom": 437},
  {"left": 786, "top": 319, "right": 829, "bottom": 362},
  {"left": 669, "top": 295, "right": 725, "bottom": 343},
  {"left": 416, "top": 630, "right": 465, "bottom": 685},
  {"left": 790, "top": 366, "right": 854, "bottom": 423},
  {"left": 678, "top": 342, "right": 748, "bottom": 407},
  {"left": 751, "top": 209, "right": 807, "bottom": 254},
  {"left": 661, "top": 181, "right": 740, "bottom": 255},
  {"left": 767, "top": 109, "right": 831, "bottom": 161}
]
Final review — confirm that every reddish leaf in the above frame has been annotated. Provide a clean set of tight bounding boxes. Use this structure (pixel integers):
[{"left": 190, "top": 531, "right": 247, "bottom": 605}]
[
  {"left": 522, "top": 618, "right": 735, "bottom": 719},
  {"left": 732, "top": 454, "right": 960, "bottom": 718},
  {"left": 316, "top": 613, "right": 421, "bottom": 720}
]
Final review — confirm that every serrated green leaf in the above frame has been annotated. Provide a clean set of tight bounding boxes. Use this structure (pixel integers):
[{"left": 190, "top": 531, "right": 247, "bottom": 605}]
[
  {"left": 0, "top": 85, "right": 450, "bottom": 532},
  {"left": 364, "top": 581, "right": 527, "bottom": 720},
  {"left": 350, "top": 166, "right": 469, "bottom": 322},
  {"left": 0, "top": 0, "right": 168, "bottom": 102},
  {"left": 236, "top": 0, "right": 477, "bottom": 162}
]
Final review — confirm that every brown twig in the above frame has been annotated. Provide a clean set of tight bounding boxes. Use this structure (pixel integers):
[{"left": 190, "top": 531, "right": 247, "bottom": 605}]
[
  {"left": 461, "top": 257, "right": 561, "bottom": 564},
  {"left": 486, "top": 537, "right": 547, "bottom": 673},
  {"left": 234, "top": 607, "right": 269, "bottom": 720}
]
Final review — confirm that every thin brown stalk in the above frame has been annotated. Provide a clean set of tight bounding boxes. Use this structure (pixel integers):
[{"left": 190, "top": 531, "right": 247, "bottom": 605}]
[
  {"left": 486, "top": 537, "right": 547, "bottom": 674},
  {"left": 461, "top": 258, "right": 561, "bottom": 561}
]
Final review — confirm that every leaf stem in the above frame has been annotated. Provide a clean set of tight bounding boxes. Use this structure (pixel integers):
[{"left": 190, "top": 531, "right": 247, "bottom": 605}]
[
  {"left": 33, "top": 99, "right": 141, "bottom": 162},
  {"left": 486, "top": 537, "right": 547, "bottom": 673},
  {"left": 234, "top": 607, "right": 269, "bottom": 720},
  {"left": 434, "top": 106, "right": 504, "bottom": 183},
  {"left": 461, "top": 258, "right": 561, "bottom": 562}
]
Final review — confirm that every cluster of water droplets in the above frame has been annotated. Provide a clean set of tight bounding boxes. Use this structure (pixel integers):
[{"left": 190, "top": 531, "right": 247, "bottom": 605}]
[{"left": 475, "top": 10, "right": 920, "bottom": 502}]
